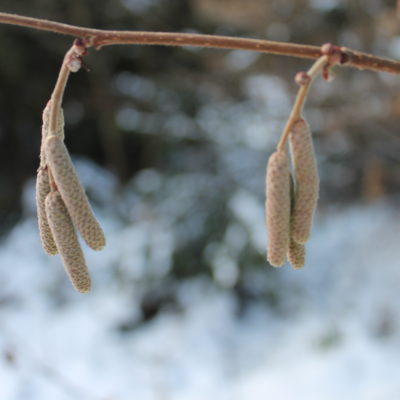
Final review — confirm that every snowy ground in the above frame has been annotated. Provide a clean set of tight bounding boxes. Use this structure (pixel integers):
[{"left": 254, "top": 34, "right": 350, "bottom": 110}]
[{"left": 1, "top": 172, "right": 400, "bottom": 400}]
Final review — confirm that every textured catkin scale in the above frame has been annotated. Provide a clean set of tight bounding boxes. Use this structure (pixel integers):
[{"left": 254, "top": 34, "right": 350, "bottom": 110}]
[
  {"left": 287, "top": 173, "right": 306, "bottom": 269},
  {"left": 40, "top": 101, "right": 65, "bottom": 167},
  {"left": 36, "top": 168, "right": 58, "bottom": 255},
  {"left": 45, "top": 191, "right": 91, "bottom": 293},
  {"left": 289, "top": 117, "right": 319, "bottom": 244},
  {"left": 288, "top": 239, "right": 305, "bottom": 269},
  {"left": 45, "top": 136, "right": 106, "bottom": 250},
  {"left": 265, "top": 150, "right": 291, "bottom": 267}
]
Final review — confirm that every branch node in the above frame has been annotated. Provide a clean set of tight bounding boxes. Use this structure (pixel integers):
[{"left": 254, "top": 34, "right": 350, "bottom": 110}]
[
  {"left": 73, "top": 38, "right": 88, "bottom": 56},
  {"left": 65, "top": 39, "right": 89, "bottom": 73},
  {"left": 339, "top": 48, "right": 350, "bottom": 65},
  {"left": 321, "top": 43, "right": 341, "bottom": 64},
  {"left": 82, "top": 35, "right": 96, "bottom": 49}
]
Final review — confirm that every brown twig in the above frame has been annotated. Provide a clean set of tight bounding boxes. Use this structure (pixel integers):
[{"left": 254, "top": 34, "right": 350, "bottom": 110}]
[
  {"left": 277, "top": 56, "right": 328, "bottom": 151},
  {"left": 46, "top": 54, "right": 70, "bottom": 192},
  {"left": 48, "top": 40, "right": 85, "bottom": 134},
  {"left": 0, "top": 12, "right": 400, "bottom": 74},
  {"left": 49, "top": 55, "right": 70, "bottom": 135},
  {"left": 46, "top": 41, "right": 86, "bottom": 190}
]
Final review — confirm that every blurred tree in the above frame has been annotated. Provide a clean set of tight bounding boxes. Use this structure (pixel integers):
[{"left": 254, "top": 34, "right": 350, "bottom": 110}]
[{"left": 1, "top": 0, "right": 400, "bottom": 312}]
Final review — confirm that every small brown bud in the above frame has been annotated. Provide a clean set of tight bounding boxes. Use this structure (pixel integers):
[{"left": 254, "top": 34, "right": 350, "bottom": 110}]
[
  {"left": 265, "top": 151, "right": 291, "bottom": 267},
  {"left": 45, "top": 136, "right": 106, "bottom": 251},
  {"left": 289, "top": 118, "right": 319, "bottom": 244},
  {"left": 45, "top": 191, "right": 91, "bottom": 293},
  {"left": 322, "top": 66, "right": 336, "bottom": 82},
  {"left": 36, "top": 168, "right": 58, "bottom": 255}
]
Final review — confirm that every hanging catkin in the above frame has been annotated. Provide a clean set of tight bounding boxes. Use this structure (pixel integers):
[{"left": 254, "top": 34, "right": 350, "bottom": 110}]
[
  {"left": 36, "top": 168, "right": 58, "bottom": 255},
  {"left": 45, "top": 191, "right": 91, "bottom": 293},
  {"left": 36, "top": 101, "right": 65, "bottom": 256},
  {"left": 286, "top": 173, "right": 305, "bottom": 269},
  {"left": 289, "top": 117, "right": 319, "bottom": 244},
  {"left": 288, "top": 238, "right": 305, "bottom": 269},
  {"left": 45, "top": 135, "right": 106, "bottom": 251},
  {"left": 265, "top": 150, "right": 291, "bottom": 267}
]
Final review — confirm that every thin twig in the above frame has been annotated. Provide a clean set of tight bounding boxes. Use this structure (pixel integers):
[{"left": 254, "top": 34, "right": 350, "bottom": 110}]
[
  {"left": 48, "top": 40, "right": 85, "bottom": 134},
  {"left": 277, "top": 56, "right": 328, "bottom": 152},
  {"left": 47, "top": 42, "right": 85, "bottom": 189},
  {"left": 0, "top": 12, "right": 400, "bottom": 74},
  {"left": 47, "top": 54, "right": 70, "bottom": 191},
  {"left": 49, "top": 53, "right": 71, "bottom": 135}
]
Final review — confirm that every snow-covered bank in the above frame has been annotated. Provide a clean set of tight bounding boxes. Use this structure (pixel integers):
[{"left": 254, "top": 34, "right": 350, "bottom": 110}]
[{"left": 1, "top": 180, "right": 400, "bottom": 399}]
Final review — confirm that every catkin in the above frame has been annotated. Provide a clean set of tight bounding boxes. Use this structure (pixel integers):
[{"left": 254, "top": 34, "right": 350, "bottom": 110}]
[
  {"left": 289, "top": 117, "right": 319, "bottom": 244},
  {"left": 36, "top": 168, "right": 58, "bottom": 255},
  {"left": 40, "top": 101, "right": 65, "bottom": 167},
  {"left": 287, "top": 173, "right": 306, "bottom": 269},
  {"left": 266, "top": 150, "right": 291, "bottom": 267},
  {"left": 288, "top": 239, "right": 305, "bottom": 269},
  {"left": 45, "top": 135, "right": 106, "bottom": 250},
  {"left": 45, "top": 191, "right": 91, "bottom": 293}
]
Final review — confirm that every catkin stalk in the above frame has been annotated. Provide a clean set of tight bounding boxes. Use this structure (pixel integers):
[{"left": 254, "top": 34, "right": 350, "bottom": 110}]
[
  {"left": 45, "top": 135, "right": 106, "bottom": 250},
  {"left": 45, "top": 191, "right": 91, "bottom": 293},
  {"left": 36, "top": 168, "right": 58, "bottom": 255},
  {"left": 289, "top": 118, "right": 319, "bottom": 244},
  {"left": 266, "top": 150, "right": 291, "bottom": 267},
  {"left": 40, "top": 101, "right": 65, "bottom": 168}
]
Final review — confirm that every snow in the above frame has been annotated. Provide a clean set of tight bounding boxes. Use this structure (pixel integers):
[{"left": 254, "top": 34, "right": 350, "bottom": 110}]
[{"left": 1, "top": 169, "right": 400, "bottom": 399}]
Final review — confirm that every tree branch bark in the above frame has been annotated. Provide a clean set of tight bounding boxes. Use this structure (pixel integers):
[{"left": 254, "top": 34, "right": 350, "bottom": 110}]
[{"left": 0, "top": 12, "right": 400, "bottom": 74}]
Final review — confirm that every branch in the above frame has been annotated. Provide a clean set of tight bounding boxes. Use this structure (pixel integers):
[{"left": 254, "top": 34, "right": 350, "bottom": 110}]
[
  {"left": 1, "top": 12, "right": 400, "bottom": 74},
  {"left": 277, "top": 56, "right": 328, "bottom": 151}
]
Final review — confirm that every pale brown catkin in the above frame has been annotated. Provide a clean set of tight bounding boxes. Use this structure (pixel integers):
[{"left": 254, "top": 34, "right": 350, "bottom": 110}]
[
  {"left": 45, "top": 135, "right": 106, "bottom": 250},
  {"left": 289, "top": 117, "right": 319, "bottom": 244},
  {"left": 36, "top": 102, "right": 65, "bottom": 255},
  {"left": 288, "top": 238, "right": 305, "bottom": 269},
  {"left": 36, "top": 168, "right": 58, "bottom": 255},
  {"left": 266, "top": 150, "right": 291, "bottom": 267},
  {"left": 45, "top": 191, "right": 91, "bottom": 293},
  {"left": 287, "top": 174, "right": 306, "bottom": 269}
]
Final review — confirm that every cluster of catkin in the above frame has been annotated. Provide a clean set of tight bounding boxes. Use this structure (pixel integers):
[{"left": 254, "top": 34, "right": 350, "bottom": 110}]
[
  {"left": 265, "top": 117, "right": 319, "bottom": 269},
  {"left": 36, "top": 101, "right": 106, "bottom": 292}
]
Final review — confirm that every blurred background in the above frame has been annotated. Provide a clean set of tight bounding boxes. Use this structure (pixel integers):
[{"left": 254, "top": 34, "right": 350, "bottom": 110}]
[{"left": 1, "top": 0, "right": 400, "bottom": 399}]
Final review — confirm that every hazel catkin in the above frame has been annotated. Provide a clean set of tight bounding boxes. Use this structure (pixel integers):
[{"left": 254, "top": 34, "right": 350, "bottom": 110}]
[
  {"left": 45, "top": 191, "right": 91, "bottom": 293},
  {"left": 265, "top": 150, "right": 291, "bottom": 267},
  {"left": 289, "top": 117, "right": 319, "bottom": 244},
  {"left": 45, "top": 135, "right": 106, "bottom": 251},
  {"left": 287, "top": 238, "right": 305, "bottom": 269},
  {"left": 287, "top": 173, "right": 306, "bottom": 269},
  {"left": 36, "top": 168, "right": 58, "bottom": 255}
]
